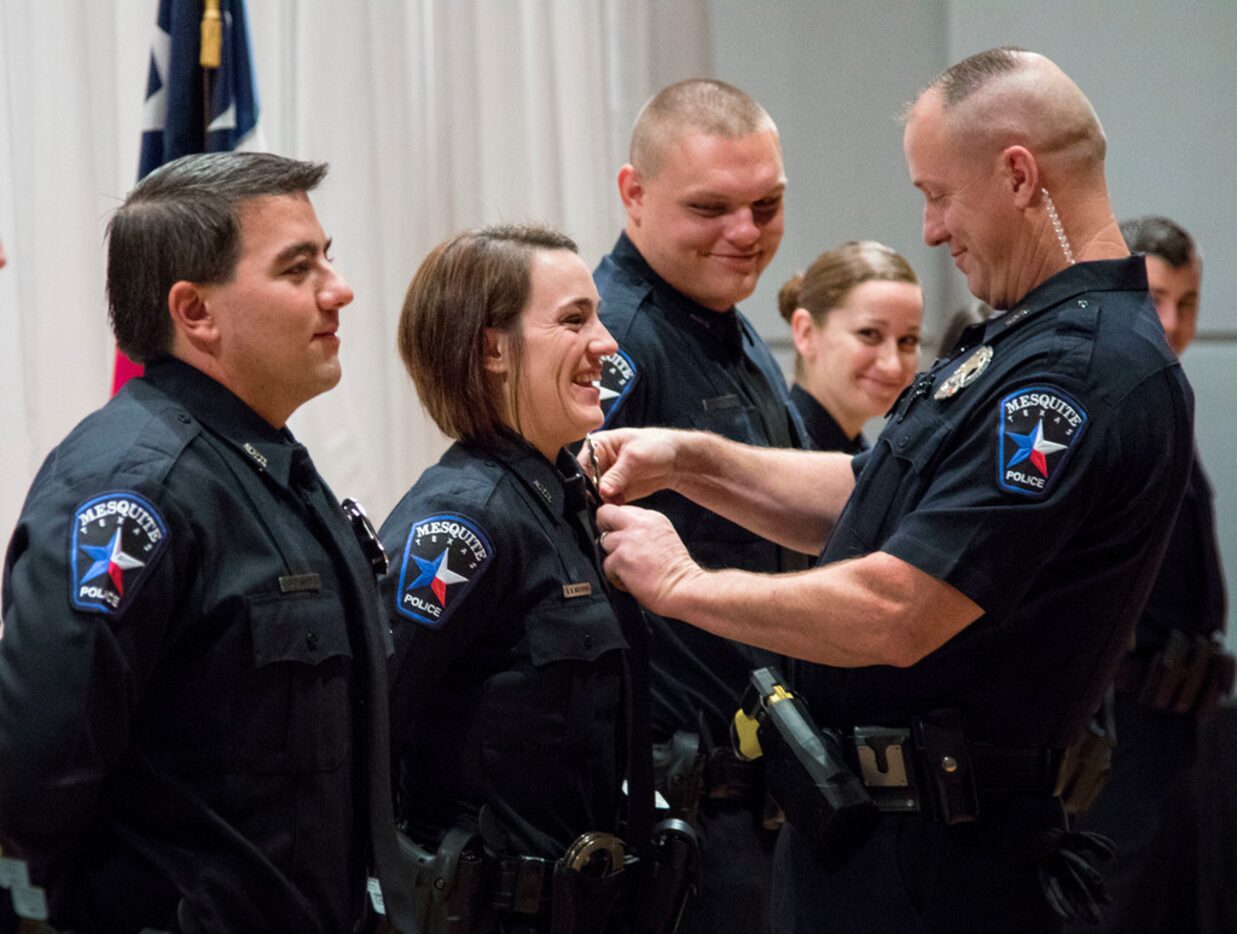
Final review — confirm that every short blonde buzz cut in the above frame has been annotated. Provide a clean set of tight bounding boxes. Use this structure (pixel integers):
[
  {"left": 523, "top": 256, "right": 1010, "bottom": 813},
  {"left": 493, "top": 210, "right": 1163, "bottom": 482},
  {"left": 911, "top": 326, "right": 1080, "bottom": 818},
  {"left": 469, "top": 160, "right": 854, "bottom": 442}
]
[{"left": 629, "top": 78, "right": 779, "bottom": 179}]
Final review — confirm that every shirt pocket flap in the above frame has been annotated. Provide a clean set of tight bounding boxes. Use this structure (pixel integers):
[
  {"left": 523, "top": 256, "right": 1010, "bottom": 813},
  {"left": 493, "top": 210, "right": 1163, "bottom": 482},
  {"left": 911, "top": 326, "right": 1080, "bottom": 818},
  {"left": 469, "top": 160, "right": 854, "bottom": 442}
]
[
  {"left": 526, "top": 592, "right": 628, "bottom": 666},
  {"left": 247, "top": 590, "right": 353, "bottom": 667}
]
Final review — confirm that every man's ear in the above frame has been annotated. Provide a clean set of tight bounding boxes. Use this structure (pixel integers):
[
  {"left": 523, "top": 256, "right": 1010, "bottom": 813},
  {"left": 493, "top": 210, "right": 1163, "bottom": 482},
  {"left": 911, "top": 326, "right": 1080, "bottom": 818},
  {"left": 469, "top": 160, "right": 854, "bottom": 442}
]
[
  {"left": 618, "top": 164, "right": 644, "bottom": 222},
  {"left": 483, "top": 327, "right": 509, "bottom": 375},
  {"left": 1002, "top": 145, "right": 1040, "bottom": 210},
  {"left": 167, "top": 280, "right": 219, "bottom": 349},
  {"left": 790, "top": 307, "right": 817, "bottom": 359}
]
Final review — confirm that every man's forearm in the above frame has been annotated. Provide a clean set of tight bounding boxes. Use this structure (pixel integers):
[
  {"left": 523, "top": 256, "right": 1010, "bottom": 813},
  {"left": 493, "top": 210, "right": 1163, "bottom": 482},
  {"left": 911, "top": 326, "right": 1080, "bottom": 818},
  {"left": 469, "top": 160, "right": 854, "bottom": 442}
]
[
  {"left": 662, "top": 550, "right": 982, "bottom": 668},
  {"left": 671, "top": 432, "right": 854, "bottom": 555}
]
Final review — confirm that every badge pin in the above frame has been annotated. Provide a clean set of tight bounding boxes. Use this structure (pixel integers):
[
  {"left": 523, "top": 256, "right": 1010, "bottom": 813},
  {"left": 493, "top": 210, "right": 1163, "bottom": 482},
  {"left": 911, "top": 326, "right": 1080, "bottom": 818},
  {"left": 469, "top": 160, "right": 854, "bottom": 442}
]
[
  {"left": 242, "top": 442, "right": 268, "bottom": 470},
  {"left": 934, "top": 344, "right": 993, "bottom": 400}
]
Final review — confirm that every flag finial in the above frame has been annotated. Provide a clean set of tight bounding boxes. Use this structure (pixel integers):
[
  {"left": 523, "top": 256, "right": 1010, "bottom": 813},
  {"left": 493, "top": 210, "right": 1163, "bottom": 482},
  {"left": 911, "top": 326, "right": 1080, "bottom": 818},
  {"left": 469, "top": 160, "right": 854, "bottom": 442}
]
[{"left": 200, "top": 0, "right": 222, "bottom": 69}]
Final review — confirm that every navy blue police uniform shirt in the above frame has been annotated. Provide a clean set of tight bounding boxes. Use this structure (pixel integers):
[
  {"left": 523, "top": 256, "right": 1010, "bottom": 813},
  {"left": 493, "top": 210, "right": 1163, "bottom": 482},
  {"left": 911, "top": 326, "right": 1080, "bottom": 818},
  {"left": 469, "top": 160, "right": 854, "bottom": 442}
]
[
  {"left": 800, "top": 257, "right": 1194, "bottom": 748},
  {"left": 381, "top": 436, "right": 631, "bottom": 860},
  {"left": 789, "top": 384, "right": 868, "bottom": 456},
  {"left": 1136, "top": 455, "right": 1226, "bottom": 647},
  {"left": 595, "top": 233, "right": 811, "bottom": 740},
  {"left": 0, "top": 357, "right": 399, "bottom": 933}
]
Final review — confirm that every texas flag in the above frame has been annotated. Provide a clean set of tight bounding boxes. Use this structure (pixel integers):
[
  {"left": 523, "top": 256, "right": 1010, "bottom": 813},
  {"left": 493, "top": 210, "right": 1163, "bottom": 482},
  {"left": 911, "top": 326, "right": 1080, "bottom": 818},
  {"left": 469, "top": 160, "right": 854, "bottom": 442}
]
[{"left": 112, "top": 0, "right": 260, "bottom": 394}]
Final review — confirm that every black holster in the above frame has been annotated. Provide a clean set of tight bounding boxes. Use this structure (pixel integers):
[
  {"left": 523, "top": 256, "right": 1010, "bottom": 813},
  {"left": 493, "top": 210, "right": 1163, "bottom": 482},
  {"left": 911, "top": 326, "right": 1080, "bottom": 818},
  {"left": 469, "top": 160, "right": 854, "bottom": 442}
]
[
  {"left": 651, "top": 731, "right": 704, "bottom": 824},
  {"left": 631, "top": 819, "right": 699, "bottom": 934},
  {"left": 397, "top": 827, "right": 493, "bottom": 934},
  {"left": 1056, "top": 688, "right": 1117, "bottom": 816},
  {"left": 732, "top": 667, "right": 877, "bottom": 863}
]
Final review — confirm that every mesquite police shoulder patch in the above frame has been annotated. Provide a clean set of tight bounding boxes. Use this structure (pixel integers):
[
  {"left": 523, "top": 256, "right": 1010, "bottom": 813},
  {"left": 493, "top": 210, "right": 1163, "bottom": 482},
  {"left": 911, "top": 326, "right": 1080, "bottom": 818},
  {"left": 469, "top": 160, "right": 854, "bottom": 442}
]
[
  {"left": 996, "top": 385, "right": 1088, "bottom": 498},
  {"left": 599, "top": 349, "right": 637, "bottom": 426},
  {"left": 395, "top": 513, "right": 493, "bottom": 627},
  {"left": 70, "top": 491, "right": 170, "bottom": 615}
]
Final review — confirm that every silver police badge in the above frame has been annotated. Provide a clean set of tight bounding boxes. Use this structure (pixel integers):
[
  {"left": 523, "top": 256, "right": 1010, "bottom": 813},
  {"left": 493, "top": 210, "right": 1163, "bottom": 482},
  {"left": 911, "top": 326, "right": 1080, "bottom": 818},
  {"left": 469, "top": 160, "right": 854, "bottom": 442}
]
[{"left": 934, "top": 344, "right": 993, "bottom": 400}]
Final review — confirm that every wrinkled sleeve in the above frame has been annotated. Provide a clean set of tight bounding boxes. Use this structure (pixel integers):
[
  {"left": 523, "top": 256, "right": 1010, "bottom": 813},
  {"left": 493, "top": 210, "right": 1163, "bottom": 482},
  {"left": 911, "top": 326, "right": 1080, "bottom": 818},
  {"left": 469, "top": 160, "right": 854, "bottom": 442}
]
[
  {"left": 0, "top": 475, "right": 185, "bottom": 861},
  {"left": 881, "top": 371, "right": 1185, "bottom": 622}
]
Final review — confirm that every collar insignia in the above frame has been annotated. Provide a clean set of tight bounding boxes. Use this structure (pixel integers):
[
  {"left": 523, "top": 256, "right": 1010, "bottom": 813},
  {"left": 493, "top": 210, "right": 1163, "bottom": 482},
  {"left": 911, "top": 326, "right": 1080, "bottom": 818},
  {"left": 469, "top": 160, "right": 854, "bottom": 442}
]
[{"left": 243, "top": 442, "right": 268, "bottom": 470}]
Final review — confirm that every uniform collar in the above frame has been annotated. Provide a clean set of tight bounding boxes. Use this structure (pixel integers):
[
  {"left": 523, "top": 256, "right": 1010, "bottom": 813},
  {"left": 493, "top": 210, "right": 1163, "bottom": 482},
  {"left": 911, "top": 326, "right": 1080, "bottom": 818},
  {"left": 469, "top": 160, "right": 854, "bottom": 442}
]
[
  {"left": 142, "top": 356, "right": 302, "bottom": 488},
  {"left": 610, "top": 232, "right": 745, "bottom": 353},
  {"left": 474, "top": 433, "right": 585, "bottom": 521},
  {"left": 790, "top": 385, "right": 866, "bottom": 454},
  {"left": 984, "top": 256, "right": 1148, "bottom": 345}
]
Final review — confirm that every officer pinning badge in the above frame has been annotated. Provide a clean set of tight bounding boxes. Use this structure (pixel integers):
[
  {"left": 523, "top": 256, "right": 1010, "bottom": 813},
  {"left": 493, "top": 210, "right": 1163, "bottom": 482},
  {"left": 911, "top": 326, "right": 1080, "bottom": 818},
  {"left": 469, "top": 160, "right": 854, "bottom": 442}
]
[
  {"left": 997, "top": 385, "right": 1088, "bottom": 498},
  {"left": 396, "top": 513, "right": 493, "bottom": 627},
  {"left": 70, "top": 492, "right": 169, "bottom": 615},
  {"left": 598, "top": 349, "right": 637, "bottom": 427},
  {"left": 934, "top": 345, "right": 993, "bottom": 400}
]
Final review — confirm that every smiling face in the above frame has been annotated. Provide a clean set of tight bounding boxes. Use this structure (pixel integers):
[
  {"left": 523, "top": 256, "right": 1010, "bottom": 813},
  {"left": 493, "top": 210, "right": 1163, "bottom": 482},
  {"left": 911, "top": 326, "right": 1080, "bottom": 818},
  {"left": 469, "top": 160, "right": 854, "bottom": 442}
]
[
  {"left": 795, "top": 280, "right": 923, "bottom": 437},
  {"left": 904, "top": 93, "right": 1024, "bottom": 310},
  {"left": 494, "top": 249, "right": 616, "bottom": 459},
  {"left": 196, "top": 193, "right": 353, "bottom": 426},
  {"left": 621, "top": 128, "right": 786, "bottom": 311}
]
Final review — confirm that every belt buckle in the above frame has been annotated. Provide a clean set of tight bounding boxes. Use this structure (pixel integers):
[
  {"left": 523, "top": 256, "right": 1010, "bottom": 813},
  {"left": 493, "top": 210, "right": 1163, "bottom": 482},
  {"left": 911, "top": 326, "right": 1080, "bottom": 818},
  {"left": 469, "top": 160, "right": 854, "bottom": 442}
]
[{"left": 853, "top": 726, "right": 920, "bottom": 813}]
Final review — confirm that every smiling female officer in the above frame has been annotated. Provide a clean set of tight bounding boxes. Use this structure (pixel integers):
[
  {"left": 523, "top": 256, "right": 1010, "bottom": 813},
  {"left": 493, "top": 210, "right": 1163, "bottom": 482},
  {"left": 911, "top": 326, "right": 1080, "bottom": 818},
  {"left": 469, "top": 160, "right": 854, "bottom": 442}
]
[
  {"left": 777, "top": 241, "right": 923, "bottom": 455},
  {"left": 380, "top": 225, "right": 663, "bottom": 933}
]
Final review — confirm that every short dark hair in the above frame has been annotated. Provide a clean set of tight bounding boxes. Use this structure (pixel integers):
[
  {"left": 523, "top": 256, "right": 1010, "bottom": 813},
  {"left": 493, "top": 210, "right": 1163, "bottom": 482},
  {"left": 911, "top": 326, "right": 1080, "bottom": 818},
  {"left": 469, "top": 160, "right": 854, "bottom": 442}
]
[
  {"left": 398, "top": 224, "right": 578, "bottom": 447},
  {"left": 1120, "top": 215, "right": 1197, "bottom": 268},
  {"left": 106, "top": 152, "right": 328, "bottom": 362}
]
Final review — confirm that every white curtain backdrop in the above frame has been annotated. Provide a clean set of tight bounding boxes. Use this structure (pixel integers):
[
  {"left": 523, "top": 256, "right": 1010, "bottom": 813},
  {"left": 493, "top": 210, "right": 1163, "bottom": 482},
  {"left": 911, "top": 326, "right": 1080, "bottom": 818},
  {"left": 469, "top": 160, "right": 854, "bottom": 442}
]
[{"left": 0, "top": 0, "right": 711, "bottom": 550}]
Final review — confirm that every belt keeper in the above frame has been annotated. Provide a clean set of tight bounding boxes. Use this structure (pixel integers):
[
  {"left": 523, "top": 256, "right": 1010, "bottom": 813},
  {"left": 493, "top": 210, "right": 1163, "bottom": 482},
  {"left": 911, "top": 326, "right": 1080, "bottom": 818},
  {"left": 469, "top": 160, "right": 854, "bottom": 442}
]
[{"left": 495, "top": 855, "right": 549, "bottom": 915}]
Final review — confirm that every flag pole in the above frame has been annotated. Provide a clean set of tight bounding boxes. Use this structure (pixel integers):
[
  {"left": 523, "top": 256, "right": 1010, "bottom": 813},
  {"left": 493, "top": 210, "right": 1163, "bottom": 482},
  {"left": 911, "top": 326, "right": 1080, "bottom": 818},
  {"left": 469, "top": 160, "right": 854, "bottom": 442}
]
[{"left": 200, "top": 0, "right": 222, "bottom": 144}]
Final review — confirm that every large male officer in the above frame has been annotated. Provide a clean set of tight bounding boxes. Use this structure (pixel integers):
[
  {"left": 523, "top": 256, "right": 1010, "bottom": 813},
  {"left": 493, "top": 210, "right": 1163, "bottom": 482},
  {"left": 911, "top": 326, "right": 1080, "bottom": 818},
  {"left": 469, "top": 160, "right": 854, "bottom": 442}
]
[
  {"left": 0, "top": 153, "right": 413, "bottom": 932},
  {"left": 590, "top": 49, "right": 1194, "bottom": 932},
  {"left": 1067, "top": 216, "right": 1231, "bottom": 933},
  {"left": 593, "top": 78, "right": 807, "bottom": 934}
]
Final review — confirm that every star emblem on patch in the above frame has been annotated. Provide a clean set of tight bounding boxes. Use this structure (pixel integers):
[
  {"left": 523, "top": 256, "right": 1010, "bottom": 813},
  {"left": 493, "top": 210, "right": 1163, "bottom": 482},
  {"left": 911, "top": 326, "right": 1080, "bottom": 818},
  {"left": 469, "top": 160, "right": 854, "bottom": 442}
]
[
  {"left": 395, "top": 513, "right": 493, "bottom": 627},
  {"left": 598, "top": 349, "right": 637, "bottom": 426},
  {"left": 996, "top": 385, "right": 1088, "bottom": 497},
  {"left": 70, "top": 492, "right": 169, "bottom": 615}
]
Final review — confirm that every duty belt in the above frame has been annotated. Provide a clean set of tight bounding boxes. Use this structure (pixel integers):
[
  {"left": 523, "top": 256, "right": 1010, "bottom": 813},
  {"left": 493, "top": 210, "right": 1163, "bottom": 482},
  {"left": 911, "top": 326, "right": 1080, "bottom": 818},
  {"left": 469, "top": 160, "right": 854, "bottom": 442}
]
[
  {"left": 398, "top": 827, "right": 632, "bottom": 934},
  {"left": 490, "top": 832, "right": 629, "bottom": 917},
  {"left": 1115, "top": 631, "right": 1235, "bottom": 715},
  {"left": 846, "top": 712, "right": 1063, "bottom": 825}
]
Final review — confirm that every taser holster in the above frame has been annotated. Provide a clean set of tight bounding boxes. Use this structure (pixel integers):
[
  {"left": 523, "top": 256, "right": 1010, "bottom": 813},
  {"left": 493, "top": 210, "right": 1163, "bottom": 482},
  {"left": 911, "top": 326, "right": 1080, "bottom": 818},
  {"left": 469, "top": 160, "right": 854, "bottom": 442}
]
[{"left": 731, "top": 667, "right": 877, "bottom": 861}]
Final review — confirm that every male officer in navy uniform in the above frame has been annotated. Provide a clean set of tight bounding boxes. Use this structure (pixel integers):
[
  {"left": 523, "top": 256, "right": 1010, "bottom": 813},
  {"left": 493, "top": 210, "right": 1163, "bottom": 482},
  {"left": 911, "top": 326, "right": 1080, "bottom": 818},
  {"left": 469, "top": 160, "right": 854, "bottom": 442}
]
[
  {"left": 592, "top": 78, "right": 808, "bottom": 934},
  {"left": 588, "top": 49, "right": 1194, "bottom": 932},
  {"left": 1066, "top": 216, "right": 1231, "bottom": 933},
  {"left": 0, "top": 153, "right": 413, "bottom": 932}
]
